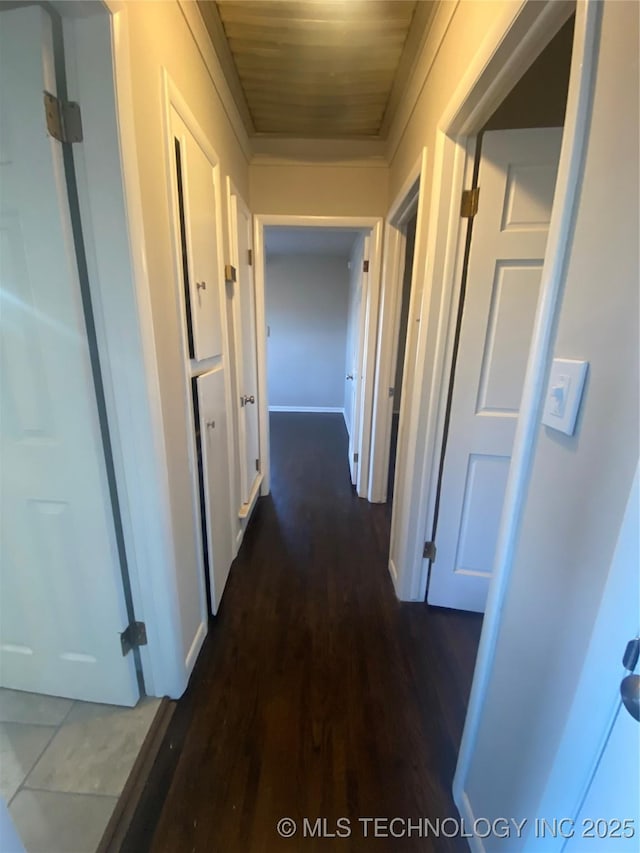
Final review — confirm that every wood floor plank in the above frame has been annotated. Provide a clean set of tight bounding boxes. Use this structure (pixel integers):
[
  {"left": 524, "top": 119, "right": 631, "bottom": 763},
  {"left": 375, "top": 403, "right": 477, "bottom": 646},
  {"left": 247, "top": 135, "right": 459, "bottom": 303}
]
[{"left": 124, "top": 413, "right": 482, "bottom": 852}]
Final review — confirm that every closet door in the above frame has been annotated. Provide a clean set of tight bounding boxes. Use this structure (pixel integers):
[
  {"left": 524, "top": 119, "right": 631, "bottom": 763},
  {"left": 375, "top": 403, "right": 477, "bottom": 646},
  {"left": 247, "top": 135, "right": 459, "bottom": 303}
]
[
  {"left": 171, "top": 108, "right": 223, "bottom": 361},
  {"left": 197, "top": 369, "right": 233, "bottom": 614}
]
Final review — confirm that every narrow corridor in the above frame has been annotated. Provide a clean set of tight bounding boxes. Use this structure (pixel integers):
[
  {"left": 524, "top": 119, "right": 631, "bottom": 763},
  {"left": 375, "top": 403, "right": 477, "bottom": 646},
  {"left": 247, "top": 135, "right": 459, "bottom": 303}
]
[{"left": 128, "top": 414, "right": 481, "bottom": 852}]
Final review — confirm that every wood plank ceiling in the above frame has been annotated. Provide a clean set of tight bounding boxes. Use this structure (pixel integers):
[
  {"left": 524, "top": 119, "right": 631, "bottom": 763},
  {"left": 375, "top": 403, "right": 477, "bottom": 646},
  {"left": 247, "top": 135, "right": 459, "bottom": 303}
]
[{"left": 197, "top": 0, "right": 434, "bottom": 139}]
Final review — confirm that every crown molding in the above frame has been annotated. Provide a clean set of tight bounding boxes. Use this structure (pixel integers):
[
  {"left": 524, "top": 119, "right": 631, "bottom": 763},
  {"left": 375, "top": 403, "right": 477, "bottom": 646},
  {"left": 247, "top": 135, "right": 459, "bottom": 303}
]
[
  {"left": 177, "top": 0, "right": 253, "bottom": 164},
  {"left": 386, "top": 0, "right": 460, "bottom": 164}
]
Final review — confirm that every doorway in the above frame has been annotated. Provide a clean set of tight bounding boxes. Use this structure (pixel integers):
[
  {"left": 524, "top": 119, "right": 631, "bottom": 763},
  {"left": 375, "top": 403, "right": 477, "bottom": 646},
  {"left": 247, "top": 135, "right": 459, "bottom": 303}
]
[
  {"left": 426, "top": 15, "right": 575, "bottom": 612},
  {"left": 262, "top": 226, "right": 368, "bottom": 488},
  {"left": 253, "top": 215, "right": 384, "bottom": 500},
  {"left": 387, "top": 212, "right": 417, "bottom": 503}
]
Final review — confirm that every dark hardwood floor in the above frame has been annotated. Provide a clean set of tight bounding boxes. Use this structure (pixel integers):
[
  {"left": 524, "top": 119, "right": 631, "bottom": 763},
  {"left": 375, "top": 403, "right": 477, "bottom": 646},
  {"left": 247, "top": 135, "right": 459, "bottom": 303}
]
[{"left": 125, "top": 413, "right": 482, "bottom": 852}]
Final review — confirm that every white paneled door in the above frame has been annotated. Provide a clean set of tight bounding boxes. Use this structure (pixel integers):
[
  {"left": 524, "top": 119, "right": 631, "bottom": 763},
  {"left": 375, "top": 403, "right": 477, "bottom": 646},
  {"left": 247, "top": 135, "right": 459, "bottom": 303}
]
[
  {"left": 428, "top": 128, "right": 563, "bottom": 612},
  {"left": 0, "top": 6, "right": 139, "bottom": 704},
  {"left": 230, "top": 191, "right": 261, "bottom": 508}
]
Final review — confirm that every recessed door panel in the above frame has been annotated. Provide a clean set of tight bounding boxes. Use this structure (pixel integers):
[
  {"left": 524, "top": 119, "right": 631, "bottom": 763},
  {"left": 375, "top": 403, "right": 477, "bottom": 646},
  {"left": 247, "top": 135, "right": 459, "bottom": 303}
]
[{"left": 171, "top": 108, "right": 223, "bottom": 361}]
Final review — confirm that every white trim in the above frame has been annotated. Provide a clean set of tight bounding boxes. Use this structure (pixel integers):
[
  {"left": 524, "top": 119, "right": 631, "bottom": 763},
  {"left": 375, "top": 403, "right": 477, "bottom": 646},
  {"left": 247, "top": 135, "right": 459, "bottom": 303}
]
[
  {"left": 452, "top": 0, "right": 598, "bottom": 817},
  {"left": 269, "top": 406, "right": 345, "bottom": 414},
  {"left": 368, "top": 150, "right": 424, "bottom": 504},
  {"left": 61, "top": 3, "right": 188, "bottom": 699},
  {"left": 253, "top": 214, "right": 384, "bottom": 500}
]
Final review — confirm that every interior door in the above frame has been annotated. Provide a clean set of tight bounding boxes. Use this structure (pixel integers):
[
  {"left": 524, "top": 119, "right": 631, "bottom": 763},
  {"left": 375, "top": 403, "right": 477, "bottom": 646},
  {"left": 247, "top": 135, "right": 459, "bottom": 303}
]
[
  {"left": 171, "top": 108, "right": 223, "bottom": 362},
  {"left": 231, "top": 191, "right": 260, "bottom": 507},
  {"left": 347, "top": 236, "right": 369, "bottom": 486},
  {"left": 196, "top": 369, "right": 233, "bottom": 614},
  {"left": 0, "top": 5, "right": 139, "bottom": 704},
  {"left": 428, "top": 128, "right": 563, "bottom": 612}
]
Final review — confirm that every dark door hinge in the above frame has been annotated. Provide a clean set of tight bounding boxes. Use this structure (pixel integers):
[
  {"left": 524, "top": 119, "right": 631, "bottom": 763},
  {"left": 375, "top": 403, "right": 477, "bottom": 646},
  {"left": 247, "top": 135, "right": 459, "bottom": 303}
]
[
  {"left": 423, "top": 541, "right": 437, "bottom": 562},
  {"left": 120, "top": 621, "right": 147, "bottom": 657},
  {"left": 461, "top": 187, "right": 480, "bottom": 218},
  {"left": 363, "top": 260, "right": 370, "bottom": 273},
  {"left": 255, "top": 458, "right": 260, "bottom": 472},
  {"left": 248, "top": 248, "right": 253, "bottom": 266},
  {"left": 353, "top": 452, "right": 359, "bottom": 463},
  {"left": 44, "top": 92, "right": 83, "bottom": 143}
]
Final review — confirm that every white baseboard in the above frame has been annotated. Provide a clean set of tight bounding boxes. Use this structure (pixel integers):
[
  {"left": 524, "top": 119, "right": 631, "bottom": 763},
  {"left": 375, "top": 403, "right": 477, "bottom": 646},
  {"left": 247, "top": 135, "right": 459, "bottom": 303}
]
[
  {"left": 342, "top": 408, "right": 351, "bottom": 435},
  {"left": 268, "top": 405, "right": 345, "bottom": 414}
]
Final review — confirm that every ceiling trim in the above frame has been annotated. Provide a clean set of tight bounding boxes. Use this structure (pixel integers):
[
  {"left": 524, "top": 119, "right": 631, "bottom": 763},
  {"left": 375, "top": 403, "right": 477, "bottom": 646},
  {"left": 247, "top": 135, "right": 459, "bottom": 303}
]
[
  {"left": 177, "top": 0, "right": 253, "bottom": 163},
  {"left": 195, "top": 0, "right": 255, "bottom": 134},
  {"left": 386, "top": 0, "right": 460, "bottom": 164},
  {"left": 379, "top": 0, "right": 439, "bottom": 139}
]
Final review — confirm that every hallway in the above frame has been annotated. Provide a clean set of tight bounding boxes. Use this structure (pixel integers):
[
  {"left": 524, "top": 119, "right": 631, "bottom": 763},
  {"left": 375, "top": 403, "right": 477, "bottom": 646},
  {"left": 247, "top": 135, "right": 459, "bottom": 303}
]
[{"left": 128, "top": 414, "right": 482, "bottom": 852}]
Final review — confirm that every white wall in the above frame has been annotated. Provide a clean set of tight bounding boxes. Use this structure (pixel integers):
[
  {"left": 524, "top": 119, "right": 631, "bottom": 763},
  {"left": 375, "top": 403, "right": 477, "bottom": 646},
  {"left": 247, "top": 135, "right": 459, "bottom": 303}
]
[
  {"left": 463, "top": 1, "right": 639, "bottom": 843},
  {"left": 266, "top": 254, "right": 350, "bottom": 410}
]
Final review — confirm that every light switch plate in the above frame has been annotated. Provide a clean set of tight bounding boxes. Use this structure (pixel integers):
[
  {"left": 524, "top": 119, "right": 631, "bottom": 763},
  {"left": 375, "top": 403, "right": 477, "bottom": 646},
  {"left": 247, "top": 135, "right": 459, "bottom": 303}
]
[{"left": 542, "top": 358, "right": 589, "bottom": 435}]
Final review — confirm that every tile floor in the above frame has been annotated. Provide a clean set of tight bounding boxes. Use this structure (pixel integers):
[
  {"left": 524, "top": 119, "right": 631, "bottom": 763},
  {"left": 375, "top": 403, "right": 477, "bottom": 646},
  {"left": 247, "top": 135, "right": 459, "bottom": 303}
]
[{"left": 0, "top": 688, "right": 160, "bottom": 853}]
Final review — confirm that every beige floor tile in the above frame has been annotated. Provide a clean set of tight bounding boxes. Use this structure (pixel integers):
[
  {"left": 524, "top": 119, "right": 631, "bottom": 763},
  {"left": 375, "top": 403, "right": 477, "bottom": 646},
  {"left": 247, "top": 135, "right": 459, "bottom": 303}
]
[
  {"left": 0, "top": 689, "right": 73, "bottom": 727},
  {"left": 9, "top": 789, "right": 116, "bottom": 853},
  {"left": 0, "top": 723, "right": 56, "bottom": 802},
  {"left": 24, "top": 697, "right": 160, "bottom": 796}
]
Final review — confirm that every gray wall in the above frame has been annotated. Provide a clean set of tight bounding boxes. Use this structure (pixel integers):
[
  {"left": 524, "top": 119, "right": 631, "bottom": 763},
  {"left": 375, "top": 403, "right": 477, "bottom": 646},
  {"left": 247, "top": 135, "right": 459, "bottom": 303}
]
[
  {"left": 465, "top": 2, "right": 639, "bottom": 844},
  {"left": 266, "top": 254, "right": 350, "bottom": 410}
]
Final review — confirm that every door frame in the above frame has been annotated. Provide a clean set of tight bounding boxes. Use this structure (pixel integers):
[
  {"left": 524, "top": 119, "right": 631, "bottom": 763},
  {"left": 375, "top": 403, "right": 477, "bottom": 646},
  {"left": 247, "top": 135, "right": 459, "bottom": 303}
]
[
  {"left": 368, "top": 149, "right": 425, "bottom": 505},
  {"left": 378, "top": 0, "right": 597, "bottom": 831},
  {"left": 58, "top": 2, "right": 189, "bottom": 698},
  {"left": 253, "top": 214, "right": 383, "bottom": 499}
]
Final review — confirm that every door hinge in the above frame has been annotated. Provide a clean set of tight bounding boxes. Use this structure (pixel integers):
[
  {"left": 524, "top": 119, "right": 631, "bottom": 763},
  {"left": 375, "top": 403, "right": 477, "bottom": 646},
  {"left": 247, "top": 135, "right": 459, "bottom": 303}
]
[
  {"left": 224, "top": 264, "right": 237, "bottom": 282},
  {"left": 353, "top": 452, "right": 359, "bottom": 463},
  {"left": 423, "top": 541, "right": 437, "bottom": 562},
  {"left": 120, "top": 621, "right": 147, "bottom": 657},
  {"left": 460, "top": 187, "right": 480, "bottom": 218},
  {"left": 43, "top": 92, "right": 83, "bottom": 143},
  {"left": 248, "top": 249, "right": 253, "bottom": 266},
  {"left": 363, "top": 259, "right": 370, "bottom": 273},
  {"left": 255, "top": 458, "right": 260, "bottom": 472},
  {"left": 388, "top": 386, "right": 395, "bottom": 398}
]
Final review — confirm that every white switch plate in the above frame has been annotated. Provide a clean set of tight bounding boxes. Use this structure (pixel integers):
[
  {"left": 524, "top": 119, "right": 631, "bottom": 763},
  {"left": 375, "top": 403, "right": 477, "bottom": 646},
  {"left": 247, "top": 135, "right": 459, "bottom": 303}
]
[{"left": 542, "top": 358, "right": 589, "bottom": 435}]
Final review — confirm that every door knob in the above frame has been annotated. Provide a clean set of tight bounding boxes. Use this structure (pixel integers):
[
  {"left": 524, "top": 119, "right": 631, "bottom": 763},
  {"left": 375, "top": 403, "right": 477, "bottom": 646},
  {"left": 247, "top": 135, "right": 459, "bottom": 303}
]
[
  {"left": 346, "top": 374, "right": 354, "bottom": 380},
  {"left": 242, "top": 395, "right": 255, "bottom": 405},
  {"left": 621, "top": 675, "right": 640, "bottom": 722},
  {"left": 196, "top": 280, "right": 207, "bottom": 291}
]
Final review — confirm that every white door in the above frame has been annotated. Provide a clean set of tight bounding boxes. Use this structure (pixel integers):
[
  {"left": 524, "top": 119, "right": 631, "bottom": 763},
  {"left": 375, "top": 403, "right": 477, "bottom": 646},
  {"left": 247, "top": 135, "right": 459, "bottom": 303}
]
[
  {"left": 533, "top": 466, "right": 639, "bottom": 852},
  {"left": 347, "top": 237, "right": 369, "bottom": 486},
  {"left": 170, "top": 108, "right": 223, "bottom": 362},
  {"left": 197, "top": 369, "right": 234, "bottom": 614},
  {"left": 428, "top": 128, "right": 563, "bottom": 612},
  {"left": 230, "top": 191, "right": 260, "bottom": 507},
  {"left": 0, "top": 6, "right": 139, "bottom": 705}
]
